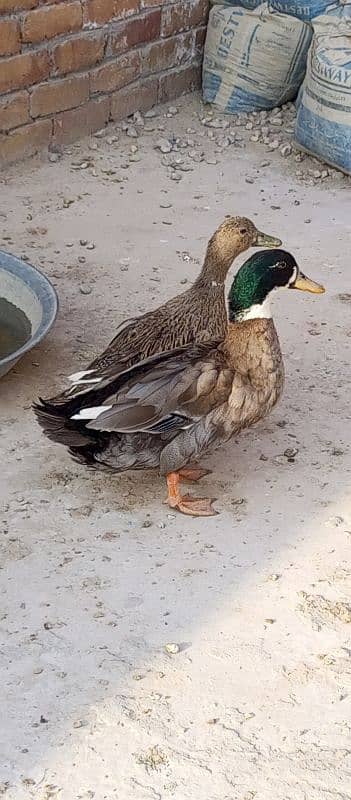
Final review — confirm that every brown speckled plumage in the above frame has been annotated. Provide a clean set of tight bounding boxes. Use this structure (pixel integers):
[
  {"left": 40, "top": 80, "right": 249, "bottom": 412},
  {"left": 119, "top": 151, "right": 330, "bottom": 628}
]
[
  {"left": 62, "top": 216, "right": 280, "bottom": 395},
  {"left": 34, "top": 318, "right": 284, "bottom": 475}
]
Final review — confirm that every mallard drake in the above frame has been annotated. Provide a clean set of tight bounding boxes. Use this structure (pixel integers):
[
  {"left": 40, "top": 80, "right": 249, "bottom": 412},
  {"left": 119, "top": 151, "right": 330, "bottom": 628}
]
[
  {"left": 64, "top": 216, "right": 281, "bottom": 395},
  {"left": 35, "top": 250, "right": 324, "bottom": 517}
]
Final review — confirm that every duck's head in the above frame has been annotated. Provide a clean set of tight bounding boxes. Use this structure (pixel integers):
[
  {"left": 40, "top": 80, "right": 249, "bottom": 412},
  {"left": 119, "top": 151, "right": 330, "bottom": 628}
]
[
  {"left": 228, "top": 249, "right": 325, "bottom": 322},
  {"left": 203, "top": 217, "right": 282, "bottom": 280}
]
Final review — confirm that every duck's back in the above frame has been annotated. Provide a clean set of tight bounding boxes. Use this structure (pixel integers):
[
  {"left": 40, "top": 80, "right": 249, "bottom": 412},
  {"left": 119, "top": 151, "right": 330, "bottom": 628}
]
[{"left": 89, "top": 282, "right": 227, "bottom": 375}]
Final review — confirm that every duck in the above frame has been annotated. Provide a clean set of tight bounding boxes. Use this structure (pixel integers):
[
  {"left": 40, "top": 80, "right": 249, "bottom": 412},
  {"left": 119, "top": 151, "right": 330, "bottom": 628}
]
[
  {"left": 64, "top": 216, "right": 281, "bottom": 397},
  {"left": 34, "top": 249, "right": 325, "bottom": 517}
]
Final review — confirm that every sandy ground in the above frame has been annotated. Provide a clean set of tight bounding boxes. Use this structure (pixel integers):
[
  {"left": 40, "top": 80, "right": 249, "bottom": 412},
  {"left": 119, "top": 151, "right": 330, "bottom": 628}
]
[{"left": 1, "top": 93, "right": 351, "bottom": 800}]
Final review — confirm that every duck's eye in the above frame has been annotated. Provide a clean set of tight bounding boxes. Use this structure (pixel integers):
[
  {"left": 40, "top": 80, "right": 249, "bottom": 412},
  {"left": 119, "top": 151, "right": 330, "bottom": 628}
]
[{"left": 239, "top": 228, "right": 247, "bottom": 235}]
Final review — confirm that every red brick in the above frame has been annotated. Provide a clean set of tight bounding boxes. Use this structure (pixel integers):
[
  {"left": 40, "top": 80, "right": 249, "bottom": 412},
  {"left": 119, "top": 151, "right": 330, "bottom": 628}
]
[
  {"left": 0, "top": 18, "right": 20, "bottom": 55},
  {"left": 52, "top": 32, "right": 105, "bottom": 76},
  {"left": 110, "top": 76, "right": 157, "bottom": 119},
  {"left": 0, "top": 51, "right": 50, "bottom": 93},
  {"left": 194, "top": 24, "right": 206, "bottom": 54},
  {"left": 90, "top": 52, "right": 140, "bottom": 93},
  {"left": 113, "top": 0, "right": 140, "bottom": 18},
  {"left": 127, "top": 9, "right": 160, "bottom": 46},
  {"left": 84, "top": 0, "right": 139, "bottom": 24},
  {"left": 0, "top": 0, "right": 37, "bottom": 12},
  {"left": 158, "top": 62, "right": 200, "bottom": 102},
  {"left": 162, "top": 0, "right": 208, "bottom": 37},
  {"left": 22, "top": 2, "right": 82, "bottom": 44},
  {"left": 53, "top": 96, "right": 110, "bottom": 144},
  {"left": 142, "top": 31, "right": 193, "bottom": 75},
  {"left": 0, "top": 119, "right": 52, "bottom": 165},
  {"left": 30, "top": 75, "right": 90, "bottom": 118},
  {"left": 0, "top": 91, "right": 29, "bottom": 132},
  {"left": 109, "top": 10, "right": 160, "bottom": 54},
  {"left": 107, "top": 21, "right": 128, "bottom": 56},
  {"left": 84, "top": 0, "right": 115, "bottom": 24}
]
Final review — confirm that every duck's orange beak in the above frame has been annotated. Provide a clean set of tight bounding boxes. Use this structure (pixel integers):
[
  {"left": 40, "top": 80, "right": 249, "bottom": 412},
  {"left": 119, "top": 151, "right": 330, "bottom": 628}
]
[{"left": 290, "top": 272, "right": 325, "bottom": 294}]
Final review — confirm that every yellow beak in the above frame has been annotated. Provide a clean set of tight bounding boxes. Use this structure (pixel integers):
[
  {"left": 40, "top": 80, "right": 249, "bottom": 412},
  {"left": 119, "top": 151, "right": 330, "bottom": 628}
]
[
  {"left": 255, "top": 231, "right": 282, "bottom": 248},
  {"left": 290, "top": 272, "right": 325, "bottom": 294}
]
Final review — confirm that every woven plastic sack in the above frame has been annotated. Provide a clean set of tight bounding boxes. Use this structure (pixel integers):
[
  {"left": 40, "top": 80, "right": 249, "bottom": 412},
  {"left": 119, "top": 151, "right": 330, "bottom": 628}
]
[
  {"left": 210, "top": 0, "right": 338, "bottom": 21},
  {"left": 269, "top": 0, "right": 338, "bottom": 23},
  {"left": 202, "top": 4, "right": 312, "bottom": 113},
  {"left": 295, "top": 6, "right": 351, "bottom": 173}
]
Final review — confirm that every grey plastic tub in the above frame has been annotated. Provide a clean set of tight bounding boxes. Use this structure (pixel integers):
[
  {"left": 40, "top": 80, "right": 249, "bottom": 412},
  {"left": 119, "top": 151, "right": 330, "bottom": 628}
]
[{"left": 0, "top": 250, "right": 58, "bottom": 379}]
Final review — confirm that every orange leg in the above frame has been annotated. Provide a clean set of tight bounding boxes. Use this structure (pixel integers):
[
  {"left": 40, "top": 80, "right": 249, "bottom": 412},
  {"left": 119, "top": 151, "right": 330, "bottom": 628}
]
[
  {"left": 178, "top": 465, "right": 212, "bottom": 482},
  {"left": 166, "top": 472, "right": 218, "bottom": 517}
]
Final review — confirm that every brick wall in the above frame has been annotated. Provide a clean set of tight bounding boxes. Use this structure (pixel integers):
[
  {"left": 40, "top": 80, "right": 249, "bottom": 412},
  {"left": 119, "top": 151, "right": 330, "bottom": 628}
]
[{"left": 0, "top": 0, "right": 208, "bottom": 164}]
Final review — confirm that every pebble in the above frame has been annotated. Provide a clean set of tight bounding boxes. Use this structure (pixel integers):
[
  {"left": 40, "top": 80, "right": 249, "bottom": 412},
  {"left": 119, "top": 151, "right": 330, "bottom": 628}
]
[
  {"left": 48, "top": 152, "right": 60, "bottom": 163},
  {"left": 79, "top": 285, "right": 92, "bottom": 295},
  {"left": 284, "top": 447, "right": 298, "bottom": 459},
  {"left": 144, "top": 108, "right": 157, "bottom": 118},
  {"left": 280, "top": 143, "right": 292, "bottom": 157},
  {"left": 126, "top": 125, "right": 138, "bottom": 138},
  {"left": 156, "top": 138, "right": 172, "bottom": 154},
  {"left": 164, "top": 642, "right": 180, "bottom": 655}
]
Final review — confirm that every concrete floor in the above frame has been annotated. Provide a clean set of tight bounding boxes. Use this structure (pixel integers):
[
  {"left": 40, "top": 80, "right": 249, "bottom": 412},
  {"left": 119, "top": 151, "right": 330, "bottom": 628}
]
[{"left": 1, "top": 94, "right": 351, "bottom": 800}]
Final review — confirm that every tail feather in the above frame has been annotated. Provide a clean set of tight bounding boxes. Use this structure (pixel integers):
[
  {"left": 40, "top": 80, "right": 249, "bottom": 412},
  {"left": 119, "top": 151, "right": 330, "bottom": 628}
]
[{"left": 33, "top": 398, "right": 96, "bottom": 448}]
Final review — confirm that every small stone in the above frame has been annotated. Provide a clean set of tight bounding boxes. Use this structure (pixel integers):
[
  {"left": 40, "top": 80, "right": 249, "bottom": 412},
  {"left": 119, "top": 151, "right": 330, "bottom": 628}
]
[
  {"left": 280, "top": 143, "right": 292, "bottom": 157},
  {"left": 133, "top": 111, "right": 144, "bottom": 127},
  {"left": 267, "top": 573, "right": 281, "bottom": 582},
  {"left": 264, "top": 618, "right": 276, "bottom": 625},
  {"left": 48, "top": 152, "right": 60, "bottom": 163},
  {"left": 94, "top": 128, "right": 106, "bottom": 138},
  {"left": 145, "top": 108, "right": 157, "bottom": 118},
  {"left": 79, "top": 284, "right": 92, "bottom": 295},
  {"left": 267, "top": 139, "right": 280, "bottom": 151},
  {"left": 86, "top": 242, "right": 95, "bottom": 250},
  {"left": 284, "top": 447, "right": 298, "bottom": 459},
  {"left": 78, "top": 256, "right": 86, "bottom": 264},
  {"left": 156, "top": 138, "right": 172, "bottom": 153},
  {"left": 168, "top": 105, "right": 178, "bottom": 115},
  {"left": 73, "top": 719, "right": 88, "bottom": 728},
  {"left": 127, "top": 125, "right": 138, "bottom": 138},
  {"left": 304, "top": 218, "right": 311, "bottom": 224},
  {"left": 164, "top": 642, "right": 180, "bottom": 655},
  {"left": 142, "top": 520, "right": 152, "bottom": 528},
  {"left": 80, "top": 239, "right": 88, "bottom": 246},
  {"left": 106, "top": 135, "right": 119, "bottom": 145}
]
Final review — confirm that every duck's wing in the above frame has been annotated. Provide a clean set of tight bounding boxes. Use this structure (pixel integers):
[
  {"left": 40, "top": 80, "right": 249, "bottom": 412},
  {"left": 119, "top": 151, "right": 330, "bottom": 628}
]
[{"left": 72, "top": 342, "right": 234, "bottom": 435}]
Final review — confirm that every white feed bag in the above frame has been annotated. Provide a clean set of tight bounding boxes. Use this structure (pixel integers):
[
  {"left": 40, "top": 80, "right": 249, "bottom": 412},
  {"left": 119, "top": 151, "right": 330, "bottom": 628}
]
[{"left": 203, "top": 4, "right": 312, "bottom": 113}]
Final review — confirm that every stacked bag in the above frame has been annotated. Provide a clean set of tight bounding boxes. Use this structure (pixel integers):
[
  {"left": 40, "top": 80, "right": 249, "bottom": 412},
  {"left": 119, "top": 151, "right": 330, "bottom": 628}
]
[{"left": 202, "top": 0, "right": 351, "bottom": 174}]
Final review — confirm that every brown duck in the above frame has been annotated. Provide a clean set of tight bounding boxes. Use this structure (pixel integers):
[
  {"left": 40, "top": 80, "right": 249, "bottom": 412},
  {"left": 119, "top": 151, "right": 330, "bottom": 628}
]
[
  {"left": 34, "top": 250, "right": 325, "bottom": 516},
  {"left": 62, "top": 216, "right": 280, "bottom": 397}
]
